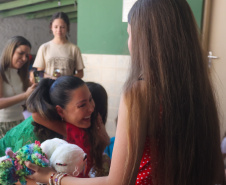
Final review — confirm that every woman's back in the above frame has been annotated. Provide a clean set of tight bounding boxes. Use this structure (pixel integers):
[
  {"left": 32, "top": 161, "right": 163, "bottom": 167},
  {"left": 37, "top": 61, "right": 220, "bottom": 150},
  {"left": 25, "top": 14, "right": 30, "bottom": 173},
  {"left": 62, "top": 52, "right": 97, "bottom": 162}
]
[{"left": 124, "top": 0, "right": 225, "bottom": 184}]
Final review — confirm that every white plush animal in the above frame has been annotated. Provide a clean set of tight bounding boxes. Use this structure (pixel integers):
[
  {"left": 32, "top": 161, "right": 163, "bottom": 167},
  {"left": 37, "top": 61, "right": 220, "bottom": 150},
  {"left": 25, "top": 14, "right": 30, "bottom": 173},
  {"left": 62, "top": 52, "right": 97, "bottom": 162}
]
[
  {"left": 41, "top": 138, "right": 87, "bottom": 176},
  {"left": 41, "top": 138, "right": 67, "bottom": 159}
]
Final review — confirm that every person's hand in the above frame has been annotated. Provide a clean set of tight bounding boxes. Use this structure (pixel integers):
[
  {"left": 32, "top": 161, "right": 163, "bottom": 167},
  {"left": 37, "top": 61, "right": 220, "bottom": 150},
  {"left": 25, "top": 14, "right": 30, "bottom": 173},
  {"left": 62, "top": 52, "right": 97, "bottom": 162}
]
[
  {"left": 43, "top": 72, "right": 58, "bottom": 79},
  {"left": 25, "top": 83, "right": 37, "bottom": 98},
  {"left": 29, "top": 70, "right": 35, "bottom": 84},
  {"left": 25, "top": 161, "right": 56, "bottom": 184},
  {"left": 53, "top": 72, "right": 61, "bottom": 78},
  {"left": 52, "top": 69, "right": 61, "bottom": 78}
]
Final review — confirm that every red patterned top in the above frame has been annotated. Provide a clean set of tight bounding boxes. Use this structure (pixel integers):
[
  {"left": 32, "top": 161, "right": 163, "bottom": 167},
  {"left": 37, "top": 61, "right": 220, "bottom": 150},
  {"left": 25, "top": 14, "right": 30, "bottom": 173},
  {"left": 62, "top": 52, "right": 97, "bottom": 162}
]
[
  {"left": 66, "top": 123, "right": 92, "bottom": 177},
  {"left": 136, "top": 137, "right": 152, "bottom": 185}
]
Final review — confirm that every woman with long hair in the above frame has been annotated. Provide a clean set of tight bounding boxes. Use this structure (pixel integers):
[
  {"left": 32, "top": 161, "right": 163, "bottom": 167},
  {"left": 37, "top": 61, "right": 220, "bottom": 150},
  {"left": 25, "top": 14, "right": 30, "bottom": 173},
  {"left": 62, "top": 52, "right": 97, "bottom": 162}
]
[
  {"left": 0, "top": 36, "right": 36, "bottom": 138},
  {"left": 25, "top": 0, "right": 225, "bottom": 184}
]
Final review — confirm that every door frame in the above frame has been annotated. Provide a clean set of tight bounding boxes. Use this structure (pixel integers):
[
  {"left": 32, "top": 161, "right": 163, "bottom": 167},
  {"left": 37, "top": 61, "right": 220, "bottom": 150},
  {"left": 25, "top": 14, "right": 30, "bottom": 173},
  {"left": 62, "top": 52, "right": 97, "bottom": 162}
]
[{"left": 201, "top": 0, "right": 212, "bottom": 53}]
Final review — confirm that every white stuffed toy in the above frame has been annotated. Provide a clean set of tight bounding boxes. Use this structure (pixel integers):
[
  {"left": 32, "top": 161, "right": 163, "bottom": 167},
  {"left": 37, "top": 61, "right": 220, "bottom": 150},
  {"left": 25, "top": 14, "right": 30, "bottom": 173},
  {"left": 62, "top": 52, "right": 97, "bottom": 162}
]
[
  {"left": 41, "top": 138, "right": 67, "bottom": 159},
  {"left": 41, "top": 138, "right": 87, "bottom": 177}
]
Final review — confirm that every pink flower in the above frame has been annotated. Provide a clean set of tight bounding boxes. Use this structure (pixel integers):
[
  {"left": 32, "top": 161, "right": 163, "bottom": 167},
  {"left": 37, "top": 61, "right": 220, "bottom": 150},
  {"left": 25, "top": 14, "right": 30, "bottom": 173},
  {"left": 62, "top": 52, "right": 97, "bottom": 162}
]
[
  {"left": 14, "top": 159, "right": 23, "bottom": 170},
  {"left": 35, "top": 141, "right": 41, "bottom": 146}
]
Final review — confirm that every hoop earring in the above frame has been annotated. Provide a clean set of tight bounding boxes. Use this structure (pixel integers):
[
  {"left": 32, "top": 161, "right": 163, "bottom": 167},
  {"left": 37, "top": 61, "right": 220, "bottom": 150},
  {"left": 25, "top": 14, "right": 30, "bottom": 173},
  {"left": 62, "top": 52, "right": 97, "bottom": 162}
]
[{"left": 73, "top": 166, "right": 79, "bottom": 176}]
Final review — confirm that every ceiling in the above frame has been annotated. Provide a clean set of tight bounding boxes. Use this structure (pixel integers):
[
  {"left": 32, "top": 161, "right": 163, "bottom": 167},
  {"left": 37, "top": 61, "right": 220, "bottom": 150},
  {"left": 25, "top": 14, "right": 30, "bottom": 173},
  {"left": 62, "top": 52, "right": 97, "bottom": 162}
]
[{"left": 0, "top": 0, "right": 77, "bottom": 22}]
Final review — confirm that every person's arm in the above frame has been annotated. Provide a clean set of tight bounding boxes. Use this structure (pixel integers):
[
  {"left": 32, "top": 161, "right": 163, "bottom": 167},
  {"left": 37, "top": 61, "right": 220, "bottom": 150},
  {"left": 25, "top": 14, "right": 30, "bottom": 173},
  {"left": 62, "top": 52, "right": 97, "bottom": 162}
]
[
  {"left": 74, "top": 69, "right": 84, "bottom": 78},
  {"left": 15, "top": 179, "right": 37, "bottom": 185},
  {"left": 0, "top": 77, "right": 36, "bottom": 109},
  {"left": 30, "top": 68, "right": 55, "bottom": 84},
  {"left": 32, "top": 113, "right": 66, "bottom": 137},
  {"left": 73, "top": 45, "right": 84, "bottom": 79},
  {"left": 26, "top": 94, "right": 147, "bottom": 185},
  {"left": 35, "top": 67, "right": 57, "bottom": 79}
]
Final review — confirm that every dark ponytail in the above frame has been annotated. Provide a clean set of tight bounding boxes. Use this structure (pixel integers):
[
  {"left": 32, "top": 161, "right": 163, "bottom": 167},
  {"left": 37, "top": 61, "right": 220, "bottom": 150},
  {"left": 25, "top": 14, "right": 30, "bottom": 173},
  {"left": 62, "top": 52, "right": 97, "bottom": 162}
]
[{"left": 26, "top": 78, "right": 60, "bottom": 121}]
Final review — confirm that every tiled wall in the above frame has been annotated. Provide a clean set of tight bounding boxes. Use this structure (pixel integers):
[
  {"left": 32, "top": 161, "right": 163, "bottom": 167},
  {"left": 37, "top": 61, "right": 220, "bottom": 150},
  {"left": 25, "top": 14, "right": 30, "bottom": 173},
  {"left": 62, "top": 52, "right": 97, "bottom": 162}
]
[{"left": 82, "top": 54, "right": 130, "bottom": 137}]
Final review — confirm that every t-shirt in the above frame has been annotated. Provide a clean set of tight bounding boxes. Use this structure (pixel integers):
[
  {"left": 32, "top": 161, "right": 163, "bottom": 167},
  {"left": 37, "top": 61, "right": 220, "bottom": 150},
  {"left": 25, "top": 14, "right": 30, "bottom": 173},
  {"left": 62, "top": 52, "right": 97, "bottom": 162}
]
[{"left": 33, "top": 41, "right": 84, "bottom": 76}]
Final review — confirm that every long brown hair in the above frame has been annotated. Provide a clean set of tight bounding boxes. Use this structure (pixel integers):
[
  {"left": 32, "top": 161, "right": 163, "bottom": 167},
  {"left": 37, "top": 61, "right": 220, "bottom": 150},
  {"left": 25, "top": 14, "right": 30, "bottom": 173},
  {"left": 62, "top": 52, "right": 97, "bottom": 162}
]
[
  {"left": 86, "top": 81, "right": 110, "bottom": 174},
  {"left": 0, "top": 36, "right": 31, "bottom": 91},
  {"left": 123, "top": 0, "right": 225, "bottom": 184}
]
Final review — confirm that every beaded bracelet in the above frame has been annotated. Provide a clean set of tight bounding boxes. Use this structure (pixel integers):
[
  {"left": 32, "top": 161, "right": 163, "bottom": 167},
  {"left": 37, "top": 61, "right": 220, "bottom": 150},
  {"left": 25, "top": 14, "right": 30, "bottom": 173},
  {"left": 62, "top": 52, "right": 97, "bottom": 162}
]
[
  {"left": 49, "top": 172, "right": 56, "bottom": 185},
  {"left": 57, "top": 173, "right": 69, "bottom": 185},
  {"left": 54, "top": 173, "right": 62, "bottom": 185}
]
